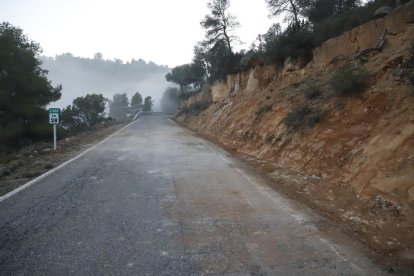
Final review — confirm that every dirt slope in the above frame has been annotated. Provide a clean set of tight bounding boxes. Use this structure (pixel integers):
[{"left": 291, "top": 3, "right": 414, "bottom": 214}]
[{"left": 177, "top": 2, "right": 414, "bottom": 269}]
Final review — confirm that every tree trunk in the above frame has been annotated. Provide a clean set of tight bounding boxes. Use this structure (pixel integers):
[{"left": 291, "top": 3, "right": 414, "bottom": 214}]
[
  {"left": 178, "top": 84, "right": 184, "bottom": 108},
  {"left": 224, "top": 32, "right": 232, "bottom": 53},
  {"left": 180, "top": 84, "right": 184, "bottom": 98},
  {"left": 289, "top": 0, "right": 299, "bottom": 27}
]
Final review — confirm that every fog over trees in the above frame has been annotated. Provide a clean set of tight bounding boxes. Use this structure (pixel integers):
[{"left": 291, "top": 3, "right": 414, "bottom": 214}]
[{"left": 40, "top": 53, "right": 170, "bottom": 110}]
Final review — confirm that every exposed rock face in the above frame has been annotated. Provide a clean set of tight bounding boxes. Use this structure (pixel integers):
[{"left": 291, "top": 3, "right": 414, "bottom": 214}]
[
  {"left": 176, "top": 2, "right": 414, "bottom": 262},
  {"left": 313, "top": 5, "right": 414, "bottom": 67},
  {"left": 179, "top": 84, "right": 212, "bottom": 111}
]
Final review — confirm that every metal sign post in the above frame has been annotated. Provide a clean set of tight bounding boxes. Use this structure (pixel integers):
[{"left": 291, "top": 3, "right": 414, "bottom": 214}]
[
  {"left": 53, "top": 125, "right": 57, "bottom": 150},
  {"left": 48, "top": 108, "right": 60, "bottom": 150}
]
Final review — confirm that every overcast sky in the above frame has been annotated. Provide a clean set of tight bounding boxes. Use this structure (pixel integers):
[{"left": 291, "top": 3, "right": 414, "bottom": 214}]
[{"left": 0, "top": 0, "right": 275, "bottom": 67}]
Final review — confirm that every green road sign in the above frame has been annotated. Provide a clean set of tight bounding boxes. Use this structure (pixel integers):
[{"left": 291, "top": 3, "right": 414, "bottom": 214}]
[{"left": 48, "top": 108, "right": 60, "bottom": 125}]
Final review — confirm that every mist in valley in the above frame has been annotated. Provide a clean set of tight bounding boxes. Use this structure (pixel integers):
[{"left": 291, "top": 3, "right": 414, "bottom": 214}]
[{"left": 40, "top": 53, "right": 171, "bottom": 111}]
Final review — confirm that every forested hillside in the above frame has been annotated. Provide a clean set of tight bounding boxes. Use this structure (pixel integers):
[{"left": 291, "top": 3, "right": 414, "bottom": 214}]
[{"left": 41, "top": 54, "right": 170, "bottom": 109}]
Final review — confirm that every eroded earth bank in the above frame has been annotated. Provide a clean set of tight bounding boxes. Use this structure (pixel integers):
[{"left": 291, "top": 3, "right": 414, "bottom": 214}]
[{"left": 176, "top": 3, "right": 414, "bottom": 270}]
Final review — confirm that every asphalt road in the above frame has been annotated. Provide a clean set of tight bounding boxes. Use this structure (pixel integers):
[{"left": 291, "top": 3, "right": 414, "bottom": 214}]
[{"left": 0, "top": 114, "right": 387, "bottom": 275}]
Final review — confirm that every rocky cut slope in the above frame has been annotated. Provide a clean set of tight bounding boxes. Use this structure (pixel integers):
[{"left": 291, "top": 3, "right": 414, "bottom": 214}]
[{"left": 176, "top": 2, "right": 414, "bottom": 268}]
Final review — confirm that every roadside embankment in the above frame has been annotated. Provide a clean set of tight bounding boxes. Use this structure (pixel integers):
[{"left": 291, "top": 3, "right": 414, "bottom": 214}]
[{"left": 176, "top": 2, "right": 414, "bottom": 269}]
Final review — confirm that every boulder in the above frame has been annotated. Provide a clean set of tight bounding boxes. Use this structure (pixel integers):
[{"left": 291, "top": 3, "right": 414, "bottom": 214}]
[{"left": 374, "top": 6, "right": 394, "bottom": 18}]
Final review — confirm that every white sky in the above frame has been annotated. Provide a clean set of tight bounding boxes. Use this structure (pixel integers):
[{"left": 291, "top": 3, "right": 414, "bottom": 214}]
[{"left": 0, "top": 0, "right": 275, "bottom": 67}]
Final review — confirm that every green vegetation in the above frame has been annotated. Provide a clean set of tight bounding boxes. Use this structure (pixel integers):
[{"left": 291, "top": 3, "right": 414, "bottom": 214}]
[
  {"left": 330, "top": 64, "right": 369, "bottom": 96},
  {"left": 109, "top": 93, "right": 130, "bottom": 121},
  {"left": 409, "top": 72, "right": 414, "bottom": 88},
  {"left": 166, "top": 0, "right": 243, "bottom": 96},
  {"left": 61, "top": 93, "right": 107, "bottom": 133},
  {"left": 165, "top": 63, "right": 205, "bottom": 96},
  {"left": 1, "top": 0, "right": 408, "bottom": 150},
  {"left": 284, "top": 106, "right": 324, "bottom": 128},
  {"left": 312, "top": 0, "right": 395, "bottom": 46},
  {"left": 250, "top": 0, "right": 373, "bottom": 65},
  {"left": 304, "top": 84, "right": 321, "bottom": 99},
  {"left": 130, "top": 92, "right": 143, "bottom": 111},
  {"left": 0, "top": 22, "right": 61, "bottom": 150},
  {"left": 142, "top": 96, "right": 154, "bottom": 112},
  {"left": 160, "top": 87, "right": 181, "bottom": 113},
  {"left": 265, "top": 0, "right": 302, "bottom": 27},
  {"left": 168, "top": 0, "right": 390, "bottom": 93},
  {"left": 200, "top": 0, "right": 240, "bottom": 53},
  {"left": 405, "top": 42, "right": 414, "bottom": 94},
  {"left": 61, "top": 91, "right": 150, "bottom": 132},
  {"left": 259, "top": 21, "right": 314, "bottom": 65},
  {"left": 194, "top": 0, "right": 242, "bottom": 82}
]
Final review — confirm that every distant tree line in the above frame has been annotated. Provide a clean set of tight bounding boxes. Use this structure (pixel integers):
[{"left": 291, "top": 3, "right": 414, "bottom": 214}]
[
  {"left": 61, "top": 91, "right": 153, "bottom": 133},
  {"left": 40, "top": 50, "right": 170, "bottom": 109},
  {"left": 42, "top": 53, "right": 168, "bottom": 86}
]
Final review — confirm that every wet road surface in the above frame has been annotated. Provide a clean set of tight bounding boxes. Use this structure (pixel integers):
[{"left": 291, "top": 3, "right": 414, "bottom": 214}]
[{"left": 0, "top": 114, "right": 387, "bottom": 275}]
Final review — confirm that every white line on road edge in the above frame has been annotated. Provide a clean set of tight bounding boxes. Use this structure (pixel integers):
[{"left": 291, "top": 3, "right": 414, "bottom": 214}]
[
  {"left": 0, "top": 119, "right": 140, "bottom": 203},
  {"left": 219, "top": 154, "right": 233, "bottom": 165},
  {"left": 168, "top": 119, "right": 178, "bottom": 125},
  {"left": 234, "top": 167, "right": 308, "bottom": 225},
  {"left": 233, "top": 166, "right": 364, "bottom": 272},
  {"left": 133, "top": 111, "right": 142, "bottom": 121}
]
